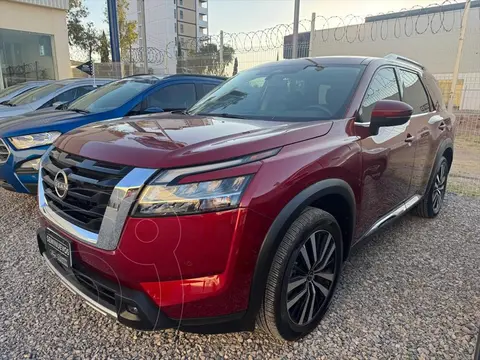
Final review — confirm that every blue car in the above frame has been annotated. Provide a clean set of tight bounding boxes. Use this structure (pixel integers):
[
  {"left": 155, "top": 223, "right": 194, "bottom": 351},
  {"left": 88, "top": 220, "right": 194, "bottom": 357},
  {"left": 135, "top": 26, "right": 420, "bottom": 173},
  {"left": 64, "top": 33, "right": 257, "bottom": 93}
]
[{"left": 0, "top": 74, "right": 225, "bottom": 194}]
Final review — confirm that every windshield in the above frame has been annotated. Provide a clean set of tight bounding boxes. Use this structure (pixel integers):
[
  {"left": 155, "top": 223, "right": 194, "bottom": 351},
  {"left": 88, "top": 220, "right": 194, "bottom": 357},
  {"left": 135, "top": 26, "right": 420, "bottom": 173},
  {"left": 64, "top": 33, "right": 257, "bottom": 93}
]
[
  {"left": 189, "top": 63, "right": 364, "bottom": 121},
  {"left": 67, "top": 78, "right": 155, "bottom": 113},
  {"left": 10, "top": 83, "right": 64, "bottom": 105},
  {"left": 0, "top": 83, "right": 27, "bottom": 98}
]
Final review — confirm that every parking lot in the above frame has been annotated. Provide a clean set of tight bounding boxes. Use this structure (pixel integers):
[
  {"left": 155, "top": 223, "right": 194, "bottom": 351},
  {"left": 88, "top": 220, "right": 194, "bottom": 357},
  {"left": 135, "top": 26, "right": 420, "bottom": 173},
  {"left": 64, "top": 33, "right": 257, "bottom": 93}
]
[{"left": 0, "top": 189, "right": 478, "bottom": 359}]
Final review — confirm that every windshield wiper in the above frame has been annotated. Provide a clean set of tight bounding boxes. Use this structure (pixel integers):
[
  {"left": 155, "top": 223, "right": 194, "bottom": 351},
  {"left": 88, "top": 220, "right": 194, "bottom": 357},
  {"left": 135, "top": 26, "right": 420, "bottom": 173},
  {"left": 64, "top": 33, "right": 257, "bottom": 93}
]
[
  {"left": 212, "top": 113, "right": 246, "bottom": 119},
  {"left": 1, "top": 102, "right": 16, "bottom": 107},
  {"left": 67, "top": 108, "right": 90, "bottom": 114}
]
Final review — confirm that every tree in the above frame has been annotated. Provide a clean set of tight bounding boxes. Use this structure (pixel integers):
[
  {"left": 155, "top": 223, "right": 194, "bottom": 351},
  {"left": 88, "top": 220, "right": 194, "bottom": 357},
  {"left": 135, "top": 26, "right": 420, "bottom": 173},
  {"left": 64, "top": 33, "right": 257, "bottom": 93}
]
[
  {"left": 232, "top": 57, "right": 238, "bottom": 76},
  {"left": 98, "top": 31, "right": 110, "bottom": 63},
  {"left": 104, "top": 0, "right": 138, "bottom": 56},
  {"left": 180, "top": 43, "right": 235, "bottom": 75},
  {"left": 80, "top": 22, "right": 99, "bottom": 61},
  {"left": 67, "top": 0, "right": 89, "bottom": 47}
]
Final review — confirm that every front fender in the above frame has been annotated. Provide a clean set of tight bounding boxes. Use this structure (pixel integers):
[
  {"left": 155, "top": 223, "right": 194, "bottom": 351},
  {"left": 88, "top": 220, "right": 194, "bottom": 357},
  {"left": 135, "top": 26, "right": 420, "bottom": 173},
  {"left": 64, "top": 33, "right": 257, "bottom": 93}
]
[{"left": 244, "top": 178, "right": 356, "bottom": 324}]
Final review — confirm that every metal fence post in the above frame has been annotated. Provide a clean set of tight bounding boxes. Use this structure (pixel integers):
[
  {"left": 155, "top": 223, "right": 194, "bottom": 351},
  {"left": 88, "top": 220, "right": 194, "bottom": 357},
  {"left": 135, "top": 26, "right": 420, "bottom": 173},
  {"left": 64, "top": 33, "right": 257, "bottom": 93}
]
[
  {"left": 219, "top": 30, "right": 224, "bottom": 76},
  {"left": 309, "top": 12, "right": 316, "bottom": 57},
  {"left": 292, "top": 0, "right": 301, "bottom": 59},
  {"left": 448, "top": 0, "right": 471, "bottom": 113},
  {"left": 138, "top": 0, "right": 148, "bottom": 74},
  {"left": 107, "top": 0, "right": 121, "bottom": 77}
]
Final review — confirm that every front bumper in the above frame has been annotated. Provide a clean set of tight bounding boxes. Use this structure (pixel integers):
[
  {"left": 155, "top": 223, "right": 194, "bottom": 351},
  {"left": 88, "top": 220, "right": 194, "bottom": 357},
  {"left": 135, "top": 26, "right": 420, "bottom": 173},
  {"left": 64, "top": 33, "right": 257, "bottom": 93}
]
[
  {"left": 0, "top": 143, "right": 46, "bottom": 194},
  {"left": 37, "top": 226, "right": 251, "bottom": 333}
]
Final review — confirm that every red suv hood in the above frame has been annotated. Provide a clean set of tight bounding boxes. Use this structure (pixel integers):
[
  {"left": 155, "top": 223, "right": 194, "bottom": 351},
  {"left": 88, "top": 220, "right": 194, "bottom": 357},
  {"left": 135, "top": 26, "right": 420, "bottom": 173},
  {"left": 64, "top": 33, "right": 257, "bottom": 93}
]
[{"left": 55, "top": 113, "right": 334, "bottom": 169}]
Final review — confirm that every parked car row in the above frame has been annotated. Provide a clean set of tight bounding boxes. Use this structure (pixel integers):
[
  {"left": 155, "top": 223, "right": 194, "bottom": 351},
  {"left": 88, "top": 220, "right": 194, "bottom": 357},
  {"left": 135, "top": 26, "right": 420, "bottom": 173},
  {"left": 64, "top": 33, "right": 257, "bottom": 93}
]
[
  {"left": 0, "top": 74, "right": 224, "bottom": 193},
  {"left": 1, "top": 55, "right": 456, "bottom": 341}
]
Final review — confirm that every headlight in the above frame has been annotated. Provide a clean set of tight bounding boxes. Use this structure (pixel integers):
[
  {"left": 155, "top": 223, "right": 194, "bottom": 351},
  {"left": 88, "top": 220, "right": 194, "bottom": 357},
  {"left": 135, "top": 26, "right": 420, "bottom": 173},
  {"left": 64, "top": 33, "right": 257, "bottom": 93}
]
[
  {"left": 135, "top": 175, "right": 252, "bottom": 216},
  {"left": 9, "top": 132, "right": 61, "bottom": 150}
]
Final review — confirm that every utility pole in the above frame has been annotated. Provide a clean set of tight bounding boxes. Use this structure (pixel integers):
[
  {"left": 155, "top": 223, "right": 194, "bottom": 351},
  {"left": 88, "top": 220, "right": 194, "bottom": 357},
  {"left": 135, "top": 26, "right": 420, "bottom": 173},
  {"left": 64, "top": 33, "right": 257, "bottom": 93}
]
[
  {"left": 219, "top": 30, "right": 224, "bottom": 76},
  {"left": 448, "top": 0, "right": 471, "bottom": 113},
  {"left": 292, "top": 0, "right": 301, "bottom": 59},
  {"left": 107, "top": 0, "right": 121, "bottom": 64},
  {"left": 138, "top": 0, "right": 148, "bottom": 73},
  {"left": 309, "top": 12, "right": 316, "bottom": 57}
]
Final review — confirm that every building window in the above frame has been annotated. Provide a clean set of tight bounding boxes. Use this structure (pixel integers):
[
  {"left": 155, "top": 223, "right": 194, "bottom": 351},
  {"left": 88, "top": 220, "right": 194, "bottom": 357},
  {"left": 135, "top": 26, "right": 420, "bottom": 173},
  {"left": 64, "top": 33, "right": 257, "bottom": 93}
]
[
  {"left": 179, "top": 0, "right": 183, "bottom": 4},
  {"left": 180, "top": 24, "right": 184, "bottom": 33},
  {"left": 174, "top": 10, "right": 176, "bottom": 18},
  {"left": 0, "top": 28, "right": 56, "bottom": 87},
  {"left": 180, "top": 10, "right": 184, "bottom": 19}
]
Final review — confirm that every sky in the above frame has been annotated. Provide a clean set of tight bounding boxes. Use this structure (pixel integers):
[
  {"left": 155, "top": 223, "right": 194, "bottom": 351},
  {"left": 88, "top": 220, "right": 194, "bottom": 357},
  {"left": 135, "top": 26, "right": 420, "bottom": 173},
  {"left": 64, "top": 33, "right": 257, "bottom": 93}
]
[{"left": 84, "top": 0, "right": 440, "bottom": 35}]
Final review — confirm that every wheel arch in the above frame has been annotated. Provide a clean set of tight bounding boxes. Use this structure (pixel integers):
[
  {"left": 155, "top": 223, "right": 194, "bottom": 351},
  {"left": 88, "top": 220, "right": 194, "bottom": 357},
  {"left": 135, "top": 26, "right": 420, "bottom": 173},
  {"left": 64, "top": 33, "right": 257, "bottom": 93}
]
[
  {"left": 426, "top": 139, "right": 454, "bottom": 195},
  {"left": 245, "top": 178, "right": 356, "bottom": 323}
]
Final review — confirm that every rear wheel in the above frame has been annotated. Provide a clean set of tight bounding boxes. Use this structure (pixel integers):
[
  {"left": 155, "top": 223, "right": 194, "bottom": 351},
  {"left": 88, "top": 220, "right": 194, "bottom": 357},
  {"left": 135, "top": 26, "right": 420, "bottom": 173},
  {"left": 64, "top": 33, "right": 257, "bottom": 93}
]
[
  {"left": 413, "top": 156, "right": 449, "bottom": 218},
  {"left": 257, "top": 207, "right": 343, "bottom": 341}
]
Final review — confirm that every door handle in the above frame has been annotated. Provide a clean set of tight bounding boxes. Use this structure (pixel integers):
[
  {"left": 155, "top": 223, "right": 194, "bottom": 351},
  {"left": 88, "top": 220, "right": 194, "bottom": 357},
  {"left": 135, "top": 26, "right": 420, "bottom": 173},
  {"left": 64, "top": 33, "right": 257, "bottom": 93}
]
[
  {"left": 438, "top": 122, "right": 446, "bottom": 131},
  {"left": 405, "top": 134, "right": 415, "bottom": 143}
]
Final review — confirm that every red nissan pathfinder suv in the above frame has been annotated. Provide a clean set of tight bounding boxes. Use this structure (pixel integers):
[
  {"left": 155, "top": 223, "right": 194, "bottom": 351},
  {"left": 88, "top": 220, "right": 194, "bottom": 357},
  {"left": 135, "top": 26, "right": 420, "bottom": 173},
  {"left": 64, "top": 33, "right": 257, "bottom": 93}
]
[{"left": 37, "top": 55, "right": 455, "bottom": 341}]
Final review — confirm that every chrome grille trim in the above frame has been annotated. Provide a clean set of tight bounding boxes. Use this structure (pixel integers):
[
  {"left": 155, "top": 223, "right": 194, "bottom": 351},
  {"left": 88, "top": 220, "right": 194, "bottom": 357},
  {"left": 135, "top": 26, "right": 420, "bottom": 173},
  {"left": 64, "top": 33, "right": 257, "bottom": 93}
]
[{"left": 38, "top": 149, "right": 157, "bottom": 250}]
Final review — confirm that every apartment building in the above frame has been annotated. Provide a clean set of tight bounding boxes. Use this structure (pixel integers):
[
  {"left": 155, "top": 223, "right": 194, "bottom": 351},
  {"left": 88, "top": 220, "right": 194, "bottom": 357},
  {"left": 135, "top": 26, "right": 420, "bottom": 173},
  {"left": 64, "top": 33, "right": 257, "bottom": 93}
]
[
  {"left": 0, "top": 0, "right": 71, "bottom": 88},
  {"left": 127, "top": 0, "right": 209, "bottom": 74}
]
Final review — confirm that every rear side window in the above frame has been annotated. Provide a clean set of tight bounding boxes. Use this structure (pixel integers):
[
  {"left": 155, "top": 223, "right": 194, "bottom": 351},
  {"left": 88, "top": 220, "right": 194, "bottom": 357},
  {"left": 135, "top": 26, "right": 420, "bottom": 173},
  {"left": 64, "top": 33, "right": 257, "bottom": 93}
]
[
  {"left": 144, "top": 83, "right": 196, "bottom": 110},
  {"left": 198, "top": 83, "right": 218, "bottom": 99},
  {"left": 360, "top": 67, "right": 400, "bottom": 123},
  {"left": 399, "top": 69, "right": 430, "bottom": 114}
]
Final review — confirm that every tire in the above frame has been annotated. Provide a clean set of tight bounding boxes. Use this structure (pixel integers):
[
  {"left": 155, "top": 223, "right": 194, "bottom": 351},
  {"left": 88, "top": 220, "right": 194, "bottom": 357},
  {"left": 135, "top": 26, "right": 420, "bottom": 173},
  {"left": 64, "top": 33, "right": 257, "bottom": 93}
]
[
  {"left": 257, "top": 207, "right": 343, "bottom": 341},
  {"left": 413, "top": 156, "right": 449, "bottom": 218}
]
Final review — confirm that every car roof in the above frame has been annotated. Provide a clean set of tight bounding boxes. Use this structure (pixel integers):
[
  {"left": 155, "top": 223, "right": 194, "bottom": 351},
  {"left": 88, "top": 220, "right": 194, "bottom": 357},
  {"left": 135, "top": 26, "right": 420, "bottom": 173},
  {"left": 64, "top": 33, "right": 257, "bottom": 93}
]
[
  {"left": 53, "top": 78, "right": 114, "bottom": 85},
  {"left": 122, "top": 74, "right": 227, "bottom": 82},
  {"left": 253, "top": 55, "right": 426, "bottom": 73}
]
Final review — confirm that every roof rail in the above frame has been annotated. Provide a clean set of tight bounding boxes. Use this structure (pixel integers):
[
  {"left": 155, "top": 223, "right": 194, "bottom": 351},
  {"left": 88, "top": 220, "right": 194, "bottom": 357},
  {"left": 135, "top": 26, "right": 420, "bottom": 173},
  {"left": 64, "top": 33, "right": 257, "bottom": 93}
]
[{"left": 384, "top": 53, "right": 425, "bottom": 70}]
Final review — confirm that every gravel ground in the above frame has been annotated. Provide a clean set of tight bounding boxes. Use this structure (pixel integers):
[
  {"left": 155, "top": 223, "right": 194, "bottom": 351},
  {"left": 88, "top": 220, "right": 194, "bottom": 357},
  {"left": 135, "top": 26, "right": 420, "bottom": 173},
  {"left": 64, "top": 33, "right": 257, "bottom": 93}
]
[{"left": 0, "top": 189, "right": 479, "bottom": 359}]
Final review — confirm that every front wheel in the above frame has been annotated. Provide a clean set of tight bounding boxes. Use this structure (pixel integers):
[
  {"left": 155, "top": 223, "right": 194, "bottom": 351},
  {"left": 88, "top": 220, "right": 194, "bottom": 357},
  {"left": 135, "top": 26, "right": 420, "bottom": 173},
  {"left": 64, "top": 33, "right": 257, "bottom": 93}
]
[
  {"left": 413, "top": 156, "right": 449, "bottom": 218},
  {"left": 257, "top": 207, "right": 343, "bottom": 341}
]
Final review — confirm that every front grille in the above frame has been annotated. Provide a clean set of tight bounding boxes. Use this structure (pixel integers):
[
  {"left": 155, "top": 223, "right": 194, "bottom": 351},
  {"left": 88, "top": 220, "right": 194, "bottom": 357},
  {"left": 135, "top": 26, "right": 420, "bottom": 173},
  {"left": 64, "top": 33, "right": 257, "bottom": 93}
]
[
  {"left": 0, "top": 139, "right": 10, "bottom": 163},
  {"left": 41, "top": 149, "right": 133, "bottom": 233}
]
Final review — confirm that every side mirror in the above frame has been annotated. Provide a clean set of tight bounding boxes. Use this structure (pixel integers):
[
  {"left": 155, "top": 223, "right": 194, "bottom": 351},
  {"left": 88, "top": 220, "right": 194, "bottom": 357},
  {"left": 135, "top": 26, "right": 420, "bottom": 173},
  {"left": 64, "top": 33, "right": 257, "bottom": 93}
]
[
  {"left": 53, "top": 101, "right": 68, "bottom": 110},
  {"left": 370, "top": 100, "right": 413, "bottom": 135},
  {"left": 143, "top": 107, "right": 164, "bottom": 114}
]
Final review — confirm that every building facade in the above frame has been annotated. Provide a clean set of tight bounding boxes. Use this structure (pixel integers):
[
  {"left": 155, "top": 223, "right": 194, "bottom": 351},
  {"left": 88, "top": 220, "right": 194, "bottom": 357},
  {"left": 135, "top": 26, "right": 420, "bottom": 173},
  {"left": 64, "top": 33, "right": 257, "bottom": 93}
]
[
  {"left": 127, "top": 0, "right": 209, "bottom": 74},
  {"left": 308, "top": 2, "right": 480, "bottom": 110},
  {"left": 0, "top": 0, "right": 71, "bottom": 89}
]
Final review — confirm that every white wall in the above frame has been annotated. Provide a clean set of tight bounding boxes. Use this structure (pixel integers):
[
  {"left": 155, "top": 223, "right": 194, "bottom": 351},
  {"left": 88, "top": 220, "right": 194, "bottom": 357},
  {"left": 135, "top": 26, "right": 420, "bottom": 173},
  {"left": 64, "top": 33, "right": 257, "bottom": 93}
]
[
  {"left": 310, "top": 7, "right": 480, "bottom": 75},
  {"left": 127, "top": 0, "right": 177, "bottom": 74}
]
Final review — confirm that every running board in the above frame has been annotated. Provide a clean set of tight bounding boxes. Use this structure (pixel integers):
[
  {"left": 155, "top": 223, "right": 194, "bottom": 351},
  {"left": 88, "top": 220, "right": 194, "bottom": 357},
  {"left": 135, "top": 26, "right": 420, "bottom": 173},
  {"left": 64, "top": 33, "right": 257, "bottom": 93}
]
[{"left": 360, "top": 195, "right": 422, "bottom": 241}]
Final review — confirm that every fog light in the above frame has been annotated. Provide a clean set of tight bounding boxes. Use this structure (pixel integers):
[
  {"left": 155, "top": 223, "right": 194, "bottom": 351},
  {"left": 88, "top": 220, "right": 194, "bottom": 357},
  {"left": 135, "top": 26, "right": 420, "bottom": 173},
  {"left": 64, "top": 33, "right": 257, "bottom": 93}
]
[
  {"left": 20, "top": 158, "right": 41, "bottom": 171},
  {"left": 126, "top": 305, "right": 139, "bottom": 315}
]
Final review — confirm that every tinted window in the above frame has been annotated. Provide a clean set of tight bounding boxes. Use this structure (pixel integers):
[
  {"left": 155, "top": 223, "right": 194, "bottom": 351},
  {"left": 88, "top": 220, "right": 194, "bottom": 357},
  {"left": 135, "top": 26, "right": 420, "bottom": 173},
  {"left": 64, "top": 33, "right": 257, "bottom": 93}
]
[
  {"left": 67, "top": 79, "right": 155, "bottom": 113},
  {"left": 54, "top": 88, "right": 79, "bottom": 103},
  {"left": 189, "top": 64, "right": 364, "bottom": 121},
  {"left": 75, "top": 86, "right": 95, "bottom": 98},
  {"left": 144, "top": 83, "right": 196, "bottom": 110},
  {"left": 360, "top": 68, "right": 400, "bottom": 123},
  {"left": 10, "top": 83, "right": 64, "bottom": 105},
  {"left": 198, "top": 83, "right": 218, "bottom": 99},
  {"left": 399, "top": 69, "right": 430, "bottom": 114}
]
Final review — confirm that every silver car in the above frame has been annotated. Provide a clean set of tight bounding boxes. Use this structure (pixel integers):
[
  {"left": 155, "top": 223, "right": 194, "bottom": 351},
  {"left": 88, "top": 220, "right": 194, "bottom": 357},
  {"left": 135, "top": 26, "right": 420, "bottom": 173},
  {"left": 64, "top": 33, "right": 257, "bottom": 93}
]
[
  {"left": 0, "top": 78, "right": 112, "bottom": 118},
  {"left": 0, "top": 81, "right": 52, "bottom": 104}
]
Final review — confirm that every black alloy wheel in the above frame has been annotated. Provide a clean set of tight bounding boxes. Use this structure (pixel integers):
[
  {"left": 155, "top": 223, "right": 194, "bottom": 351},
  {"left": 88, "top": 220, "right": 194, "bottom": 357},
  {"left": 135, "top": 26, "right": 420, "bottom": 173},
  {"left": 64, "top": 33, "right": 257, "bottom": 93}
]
[
  {"left": 432, "top": 160, "right": 448, "bottom": 214},
  {"left": 286, "top": 230, "right": 337, "bottom": 326},
  {"left": 258, "top": 207, "right": 343, "bottom": 341}
]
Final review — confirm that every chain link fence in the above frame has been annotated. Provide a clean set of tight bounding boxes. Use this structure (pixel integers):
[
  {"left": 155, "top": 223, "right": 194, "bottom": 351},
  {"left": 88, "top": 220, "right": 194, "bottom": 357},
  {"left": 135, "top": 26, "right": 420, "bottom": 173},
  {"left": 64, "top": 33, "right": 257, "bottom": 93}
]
[{"left": 68, "top": 0, "right": 480, "bottom": 195}]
